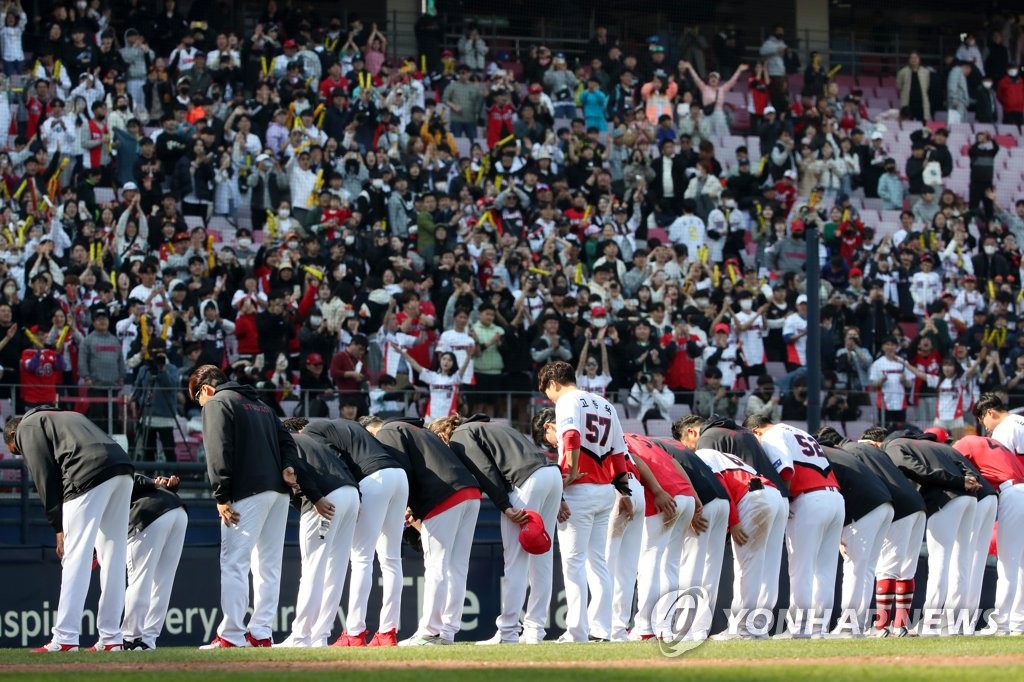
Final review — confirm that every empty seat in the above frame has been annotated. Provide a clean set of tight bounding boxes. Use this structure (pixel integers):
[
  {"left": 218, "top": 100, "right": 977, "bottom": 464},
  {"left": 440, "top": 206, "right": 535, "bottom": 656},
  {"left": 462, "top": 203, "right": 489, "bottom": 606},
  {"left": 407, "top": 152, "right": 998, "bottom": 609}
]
[{"left": 645, "top": 419, "right": 673, "bottom": 438}]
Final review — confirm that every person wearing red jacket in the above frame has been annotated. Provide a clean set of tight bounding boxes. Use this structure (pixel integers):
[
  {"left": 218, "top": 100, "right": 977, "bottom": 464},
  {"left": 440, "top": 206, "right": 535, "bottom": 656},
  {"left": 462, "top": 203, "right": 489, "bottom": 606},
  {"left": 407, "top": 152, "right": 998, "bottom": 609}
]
[
  {"left": 319, "top": 63, "right": 350, "bottom": 101},
  {"left": 996, "top": 68, "right": 1024, "bottom": 126},
  {"left": 624, "top": 433, "right": 699, "bottom": 641},
  {"left": 954, "top": 435, "right": 1024, "bottom": 635},
  {"left": 19, "top": 345, "right": 66, "bottom": 413},
  {"left": 233, "top": 298, "right": 260, "bottom": 361},
  {"left": 485, "top": 89, "right": 515, "bottom": 150}
]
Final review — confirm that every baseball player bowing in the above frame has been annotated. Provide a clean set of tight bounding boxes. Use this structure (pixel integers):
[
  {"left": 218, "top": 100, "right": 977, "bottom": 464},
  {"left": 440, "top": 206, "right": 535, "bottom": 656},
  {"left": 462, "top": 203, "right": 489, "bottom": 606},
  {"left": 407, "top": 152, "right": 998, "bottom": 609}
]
[
  {"left": 676, "top": 415, "right": 788, "bottom": 640},
  {"left": 363, "top": 417, "right": 481, "bottom": 646},
  {"left": 535, "top": 361, "right": 633, "bottom": 643},
  {"left": 289, "top": 417, "right": 410, "bottom": 648},
  {"left": 813, "top": 428, "right": 895, "bottom": 638},
  {"left": 278, "top": 430, "right": 360, "bottom": 648},
  {"left": 6, "top": 409, "right": 134, "bottom": 652},
  {"left": 696, "top": 415, "right": 791, "bottom": 624},
  {"left": 954, "top": 435, "right": 1024, "bottom": 635},
  {"left": 745, "top": 415, "right": 844, "bottom": 639},
  {"left": 855, "top": 427, "right": 929, "bottom": 637},
  {"left": 429, "top": 413, "right": 563, "bottom": 645},
  {"left": 190, "top": 365, "right": 317, "bottom": 649},
  {"left": 121, "top": 474, "right": 188, "bottom": 651},
  {"left": 881, "top": 428, "right": 983, "bottom": 636},
  {"left": 623, "top": 433, "right": 698, "bottom": 642},
  {"left": 657, "top": 435, "right": 732, "bottom": 642},
  {"left": 975, "top": 392, "right": 1024, "bottom": 461}
]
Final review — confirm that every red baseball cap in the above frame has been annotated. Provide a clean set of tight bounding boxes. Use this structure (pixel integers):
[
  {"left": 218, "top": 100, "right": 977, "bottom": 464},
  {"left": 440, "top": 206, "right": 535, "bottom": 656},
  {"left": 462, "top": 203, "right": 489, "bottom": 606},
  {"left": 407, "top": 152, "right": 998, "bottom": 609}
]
[
  {"left": 591, "top": 306, "right": 608, "bottom": 318},
  {"left": 529, "top": 83, "right": 543, "bottom": 94},
  {"left": 849, "top": 267, "right": 863, "bottom": 277},
  {"left": 923, "top": 426, "right": 951, "bottom": 444},
  {"left": 713, "top": 323, "right": 730, "bottom": 335},
  {"left": 283, "top": 39, "right": 297, "bottom": 49},
  {"left": 518, "top": 510, "right": 551, "bottom": 554},
  {"left": 306, "top": 353, "right": 324, "bottom": 365}
]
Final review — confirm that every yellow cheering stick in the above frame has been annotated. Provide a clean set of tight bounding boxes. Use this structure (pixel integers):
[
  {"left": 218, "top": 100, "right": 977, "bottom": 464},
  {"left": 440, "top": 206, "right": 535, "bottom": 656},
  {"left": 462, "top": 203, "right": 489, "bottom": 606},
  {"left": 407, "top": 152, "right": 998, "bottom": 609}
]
[
  {"left": 13, "top": 180, "right": 27, "bottom": 200},
  {"left": 110, "top": 271, "right": 117, "bottom": 287},
  {"left": 956, "top": 245, "right": 963, "bottom": 268},
  {"left": 265, "top": 210, "right": 279, "bottom": 239},
  {"left": 841, "top": 208, "right": 850, "bottom": 224},
  {"left": 260, "top": 56, "right": 270, "bottom": 78},
  {"left": 727, "top": 263, "right": 738, "bottom": 284},
  {"left": 698, "top": 245, "right": 709, "bottom": 264},
  {"left": 421, "top": 55, "right": 427, "bottom": 73},
  {"left": 527, "top": 266, "right": 551, "bottom": 277},
  {"left": 17, "top": 216, "right": 32, "bottom": 247},
  {"left": 162, "top": 313, "right": 172, "bottom": 341},
  {"left": 55, "top": 325, "right": 70, "bottom": 349},
  {"left": 302, "top": 264, "right": 324, "bottom": 281},
  {"left": 988, "top": 279, "right": 997, "bottom": 301},
  {"left": 495, "top": 134, "right": 516, "bottom": 149},
  {"left": 573, "top": 262, "right": 586, "bottom": 286},
  {"left": 494, "top": 175, "right": 502, "bottom": 191},
  {"left": 139, "top": 314, "right": 150, "bottom": 358},
  {"left": 827, "top": 65, "right": 842, "bottom": 78},
  {"left": 206, "top": 235, "right": 215, "bottom": 271},
  {"left": 712, "top": 264, "right": 721, "bottom": 288},
  {"left": 307, "top": 168, "right": 324, "bottom": 207},
  {"left": 23, "top": 328, "right": 43, "bottom": 349}
]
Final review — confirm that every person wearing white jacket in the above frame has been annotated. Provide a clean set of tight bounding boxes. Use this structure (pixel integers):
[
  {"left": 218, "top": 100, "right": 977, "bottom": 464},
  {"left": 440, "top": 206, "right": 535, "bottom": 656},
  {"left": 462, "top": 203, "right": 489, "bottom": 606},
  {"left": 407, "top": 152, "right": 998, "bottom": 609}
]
[
  {"left": 628, "top": 369, "right": 675, "bottom": 422},
  {"left": 910, "top": 255, "right": 943, "bottom": 317}
]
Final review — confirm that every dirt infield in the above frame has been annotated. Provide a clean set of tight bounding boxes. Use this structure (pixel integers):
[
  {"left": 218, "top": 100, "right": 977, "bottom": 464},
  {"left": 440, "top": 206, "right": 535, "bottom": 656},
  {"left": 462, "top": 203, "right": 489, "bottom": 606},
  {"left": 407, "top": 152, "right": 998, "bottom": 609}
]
[{"left": 7, "top": 654, "right": 1024, "bottom": 673}]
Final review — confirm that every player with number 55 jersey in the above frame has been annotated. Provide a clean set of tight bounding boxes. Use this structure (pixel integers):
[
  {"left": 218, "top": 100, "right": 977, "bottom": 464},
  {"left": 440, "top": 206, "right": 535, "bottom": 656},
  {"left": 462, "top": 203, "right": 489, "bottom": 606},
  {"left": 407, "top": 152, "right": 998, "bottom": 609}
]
[{"left": 536, "top": 361, "right": 632, "bottom": 643}]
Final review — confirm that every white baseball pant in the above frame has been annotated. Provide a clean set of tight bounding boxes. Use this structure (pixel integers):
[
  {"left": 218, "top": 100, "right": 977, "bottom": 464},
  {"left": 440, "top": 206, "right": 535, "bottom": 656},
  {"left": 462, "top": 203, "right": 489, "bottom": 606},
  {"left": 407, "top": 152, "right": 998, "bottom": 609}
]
[
  {"left": 600, "top": 475, "right": 646, "bottom": 641},
  {"left": 876, "top": 511, "right": 927, "bottom": 579},
  {"left": 835, "top": 503, "right": 894, "bottom": 635},
  {"left": 495, "top": 466, "right": 563, "bottom": 642},
  {"left": 680, "top": 497, "right": 730, "bottom": 639},
  {"left": 759, "top": 496, "right": 789, "bottom": 614},
  {"left": 121, "top": 507, "right": 188, "bottom": 648},
  {"left": 989, "top": 483, "right": 1024, "bottom": 633},
  {"left": 634, "top": 495, "right": 696, "bottom": 639},
  {"left": 217, "top": 490, "right": 290, "bottom": 645},
  {"left": 784, "top": 490, "right": 845, "bottom": 636},
  {"left": 285, "top": 486, "right": 360, "bottom": 646},
  {"left": 921, "top": 494, "right": 976, "bottom": 633},
  {"left": 345, "top": 468, "right": 409, "bottom": 636},
  {"left": 730, "top": 486, "right": 788, "bottom": 636},
  {"left": 959, "top": 495, "right": 997, "bottom": 634},
  {"left": 417, "top": 498, "right": 481, "bottom": 641},
  {"left": 52, "top": 474, "right": 133, "bottom": 646},
  {"left": 557, "top": 482, "right": 616, "bottom": 642}
]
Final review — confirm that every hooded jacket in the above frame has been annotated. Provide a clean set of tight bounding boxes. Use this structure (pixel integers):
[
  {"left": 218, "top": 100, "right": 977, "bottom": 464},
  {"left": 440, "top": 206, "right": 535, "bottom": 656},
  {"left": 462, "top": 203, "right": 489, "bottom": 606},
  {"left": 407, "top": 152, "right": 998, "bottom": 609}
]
[
  {"left": 129, "top": 473, "right": 185, "bottom": 536},
  {"left": 202, "top": 381, "right": 301, "bottom": 504},
  {"left": 882, "top": 429, "right": 992, "bottom": 515},
  {"left": 289, "top": 432, "right": 357, "bottom": 513},
  {"left": 654, "top": 437, "right": 730, "bottom": 505},
  {"left": 821, "top": 445, "right": 893, "bottom": 525},
  {"left": 840, "top": 440, "right": 925, "bottom": 521},
  {"left": 16, "top": 407, "right": 134, "bottom": 531},
  {"left": 447, "top": 416, "right": 556, "bottom": 512},
  {"left": 302, "top": 418, "right": 409, "bottom": 480},
  {"left": 696, "top": 416, "right": 791, "bottom": 497},
  {"left": 373, "top": 419, "right": 479, "bottom": 520}
]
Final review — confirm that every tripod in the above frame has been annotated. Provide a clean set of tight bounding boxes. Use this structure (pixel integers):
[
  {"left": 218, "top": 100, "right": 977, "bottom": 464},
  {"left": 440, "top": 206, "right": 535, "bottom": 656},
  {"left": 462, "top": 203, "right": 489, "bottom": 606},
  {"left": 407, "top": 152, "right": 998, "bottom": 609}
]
[{"left": 133, "top": 362, "right": 189, "bottom": 466}]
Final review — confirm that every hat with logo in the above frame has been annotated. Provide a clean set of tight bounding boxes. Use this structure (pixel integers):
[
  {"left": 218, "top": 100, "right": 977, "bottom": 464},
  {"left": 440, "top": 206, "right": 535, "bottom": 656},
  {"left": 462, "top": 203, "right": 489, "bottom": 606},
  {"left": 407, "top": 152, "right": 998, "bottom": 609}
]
[{"left": 518, "top": 510, "right": 552, "bottom": 554}]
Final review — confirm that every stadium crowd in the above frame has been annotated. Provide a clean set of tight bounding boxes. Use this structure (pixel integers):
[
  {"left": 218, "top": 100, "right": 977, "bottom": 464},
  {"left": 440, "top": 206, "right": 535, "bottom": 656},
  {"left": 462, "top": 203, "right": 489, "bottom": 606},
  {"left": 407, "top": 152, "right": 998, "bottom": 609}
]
[{"left": 1, "top": 2, "right": 1024, "bottom": 457}]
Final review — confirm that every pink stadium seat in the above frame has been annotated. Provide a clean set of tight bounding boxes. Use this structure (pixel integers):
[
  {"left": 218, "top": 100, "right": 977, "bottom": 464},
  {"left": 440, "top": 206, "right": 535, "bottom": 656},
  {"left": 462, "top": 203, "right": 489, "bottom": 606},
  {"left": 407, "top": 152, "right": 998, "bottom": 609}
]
[{"left": 647, "top": 227, "right": 670, "bottom": 245}]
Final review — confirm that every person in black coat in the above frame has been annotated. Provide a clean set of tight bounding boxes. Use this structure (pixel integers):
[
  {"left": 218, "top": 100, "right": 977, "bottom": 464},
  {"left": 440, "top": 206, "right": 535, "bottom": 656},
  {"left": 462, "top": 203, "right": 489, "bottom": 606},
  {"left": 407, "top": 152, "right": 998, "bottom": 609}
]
[
  {"left": 648, "top": 138, "right": 689, "bottom": 215},
  {"left": 971, "top": 234, "right": 1011, "bottom": 284}
]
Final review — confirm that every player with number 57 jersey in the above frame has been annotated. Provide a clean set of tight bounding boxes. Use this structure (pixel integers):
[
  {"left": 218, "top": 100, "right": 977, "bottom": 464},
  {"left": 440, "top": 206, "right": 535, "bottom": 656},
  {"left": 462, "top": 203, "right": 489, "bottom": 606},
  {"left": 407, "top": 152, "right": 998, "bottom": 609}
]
[{"left": 554, "top": 388, "right": 627, "bottom": 485}]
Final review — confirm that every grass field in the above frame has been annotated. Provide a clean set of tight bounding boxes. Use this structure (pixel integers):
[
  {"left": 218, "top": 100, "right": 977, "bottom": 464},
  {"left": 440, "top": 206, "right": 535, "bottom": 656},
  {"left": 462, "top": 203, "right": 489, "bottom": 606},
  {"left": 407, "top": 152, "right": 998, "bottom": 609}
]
[{"left": 2, "top": 638, "right": 1024, "bottom": 681}]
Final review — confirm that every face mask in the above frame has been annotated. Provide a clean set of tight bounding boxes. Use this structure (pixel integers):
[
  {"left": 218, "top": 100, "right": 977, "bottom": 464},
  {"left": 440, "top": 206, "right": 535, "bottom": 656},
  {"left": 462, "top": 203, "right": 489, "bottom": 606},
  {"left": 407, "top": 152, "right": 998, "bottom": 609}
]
[
  {"left": 592, "top": 317, "right": 607, "bottom": 328},
  {"left": 695, "top": 297, "right": 709, "bottom": 307},
  {"left": 309, "top": 315, "right": 323, "bottom": 327},
  {"left": 237, "top": 238, "right": 252, "bottom": 249},
  {"left": 287, "top": 240, "right": 300, "bottom": 250},
  {"left": 372, "top": 178, "right": 384, "bottom": 189},
  {"left": 3, "top": 286, "right": 15, "bottom": 295},
  {"left": 1010, "top": 69, "right": 1020, "bottom": 78},
  {"left": 740, "top": 299, "right": 753, "bottom": 311},
  {"left": 344, "top": 235, "right": 355, "bottom": 245},
  {"left": 983, "top": 81, "right": 993, "bottom": 89},
  {"left": 76, "top": 1, "right": 86, "bottom": 9},
  {"left": 278, "top": 209, "right": 290, "bottom": 219},
  {"left": 564, "top": 311, "right": 578, "bottom": 322},
  {"left": 985, "top": 245, "right": 998, "bottom": 255}
]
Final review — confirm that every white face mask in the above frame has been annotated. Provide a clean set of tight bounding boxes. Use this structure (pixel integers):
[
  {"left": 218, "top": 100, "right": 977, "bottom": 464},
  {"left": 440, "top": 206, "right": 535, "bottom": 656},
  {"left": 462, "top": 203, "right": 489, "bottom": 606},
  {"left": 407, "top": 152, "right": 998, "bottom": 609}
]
[
  {"left": 984, "top": 245, "right": 998, "bottom": 255},
  {"left": 724, "top": 199, "right": 737, "bottom": 209},
  {"left": 278, "top": 209, "right": 290, "bottom": 219},
  {"left": 3, "top": 286, "right": 15, "bottom": 296},
  {"left": 740, "top": 299, "right": 753, "bottom": 311},
  {"left": 344, "top": 235, "right": 355, "bottom": 245},
  {"left": 237, "top": 238, "right": 252, "bottom": 249},
  {"left": 695, "top": 297, "right": 709, "bottom": 307},
  {"left": 592, "top": 317, "right": 607, "bottom": 328},
  {"left": 983, "top": 81, "right": 993, "bottom": 89},
  {"left": 1010, "top": 69, "right": 1020, "bottom": 78},
  {"left": 372, "top": 178, "right": 384, "bottom": 189},
  {"left": 287, "top": 240, "right": 300, "bottom": 250},
  {"left": 565, "top": 311, "right": 578, "bottom": 322},
  {"left": 309, "top": 315, "right": 323, "bottom": 327}
]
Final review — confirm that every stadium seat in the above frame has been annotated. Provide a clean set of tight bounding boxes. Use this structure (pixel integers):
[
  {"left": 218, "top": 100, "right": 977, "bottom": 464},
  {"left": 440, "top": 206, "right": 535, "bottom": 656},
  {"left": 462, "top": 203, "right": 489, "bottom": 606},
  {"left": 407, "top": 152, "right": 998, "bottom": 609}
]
[
  {"left": 95, "top": 187, "right": 116, "bottom": 206},
  {"left": 645, "top": 419, "right": 672, "bottom": 437}
]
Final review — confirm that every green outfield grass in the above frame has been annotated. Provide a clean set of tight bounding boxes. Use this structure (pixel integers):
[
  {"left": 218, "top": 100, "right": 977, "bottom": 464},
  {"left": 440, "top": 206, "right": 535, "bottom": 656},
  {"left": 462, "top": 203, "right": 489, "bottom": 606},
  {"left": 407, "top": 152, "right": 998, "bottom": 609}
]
[{"left": 1, "top": 638, "right": 1023, "bottom": 681}]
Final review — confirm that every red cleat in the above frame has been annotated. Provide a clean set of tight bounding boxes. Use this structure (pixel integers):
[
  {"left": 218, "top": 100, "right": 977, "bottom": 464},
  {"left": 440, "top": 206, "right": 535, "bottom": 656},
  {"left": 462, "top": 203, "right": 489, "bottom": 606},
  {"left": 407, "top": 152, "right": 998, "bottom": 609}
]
[
  {"left": 31, "top": 642, "right": 79, "bottom": 653},
  {"left": 199, "top": 636, "right": 239, "bottom": 649},
  {"left": 640, "top": 634, "right": 657, "bottom": 641},
  {"left": 368, "top": 630, "right": 398, "bottom": 647},
  {"left": 332, "top": 631, "right": 368, "bottom": 647},
  {"left": 86, "top": 643, "right": 124, "bottom": 651},
  {"left": 245, "top": 632, "right": 272, "bottom": 648}
]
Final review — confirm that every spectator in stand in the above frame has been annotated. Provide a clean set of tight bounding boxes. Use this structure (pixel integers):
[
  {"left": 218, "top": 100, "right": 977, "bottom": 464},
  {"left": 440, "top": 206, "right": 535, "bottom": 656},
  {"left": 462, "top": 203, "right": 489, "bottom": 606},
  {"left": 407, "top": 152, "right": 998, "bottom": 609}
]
[
  {"left": 947, "top": 60, "right": 972, "bottom": 124},
  {"left": 897, "top": 52, "right": 932, "bottom": 122},
  {"left": 329, "top": 334, "right": 368, "bottom": 410},
  {"left": 997, "top": 65, "right": 1024, "bottom": 125},
  {"left": 877, "top": 157, "right": 905, "bottom": 210},
  {"left": 693, "top": 366, "right": 736, "bottom": 418},
  {"left": 760, "top": 25, "right": 789, "bottom": 110}
]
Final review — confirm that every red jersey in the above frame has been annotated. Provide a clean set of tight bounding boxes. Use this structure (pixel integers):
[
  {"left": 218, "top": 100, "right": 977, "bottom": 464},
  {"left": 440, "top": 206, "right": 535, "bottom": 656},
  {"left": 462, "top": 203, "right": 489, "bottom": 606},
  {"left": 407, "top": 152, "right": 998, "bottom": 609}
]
[
  {"left": 319, "top": 76, "right": 350, "bottom": 101},
  {"left": 624, "top": 433, "right": 696, "bottom": 516},
  {"left": 485, "top": 103, "right": 515, "bottom": 149},
  {"left": 954, "top": 435, "right": 1024, "bottom": 488},
  {"left": 395, "top": 311, "right": 437, "bottom": 370},
  {"left": 695, "top": 447, "right": 774, "bottom": 527},
  {"left": 20, "top": 348, "right": 64, "bottom": 405}
]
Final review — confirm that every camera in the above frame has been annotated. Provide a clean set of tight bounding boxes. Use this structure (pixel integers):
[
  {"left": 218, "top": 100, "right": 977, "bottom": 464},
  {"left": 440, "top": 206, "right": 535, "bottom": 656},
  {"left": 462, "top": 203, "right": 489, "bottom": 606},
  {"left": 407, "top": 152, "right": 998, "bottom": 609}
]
[{"left": 146, "top": 352, "right": 167, "bottom": 371}]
